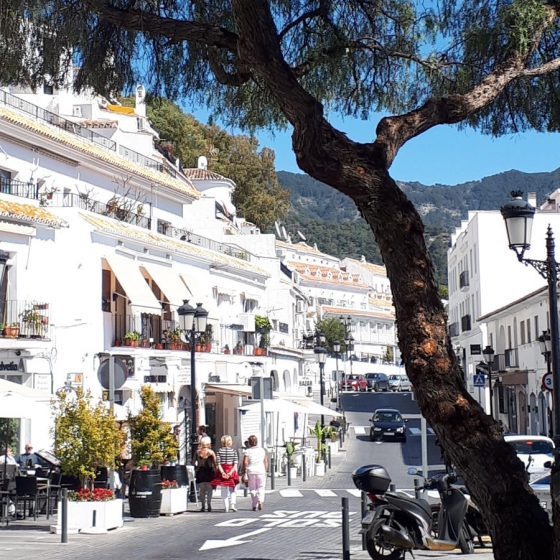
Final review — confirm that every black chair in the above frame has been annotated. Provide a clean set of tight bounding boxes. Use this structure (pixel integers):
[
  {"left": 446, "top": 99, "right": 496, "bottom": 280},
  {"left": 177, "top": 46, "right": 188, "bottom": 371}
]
[
  {"left": 94, "top": 467, "right": 109, "bottom": 489},
  {"left": 14, "top": 476, "right": 47, "bottom": 520},
  {"left": 46, "top": 471, "right": 62, "bottom": 516}
]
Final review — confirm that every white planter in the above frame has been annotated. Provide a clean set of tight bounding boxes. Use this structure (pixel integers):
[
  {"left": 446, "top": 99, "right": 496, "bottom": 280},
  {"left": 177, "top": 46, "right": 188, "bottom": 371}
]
[
  {"left": 315, "top": 461, "right": 326, "bottom": 477},
  {"left": 53, "top": 499, "right": 123, "bottom": 533},
  {"left": 329, "top": 441, "right": 339, "bottom": 454},
  {"left": 289, "top": 466, "right": 298, "bottom": 479},
  {"left": 160, "top": 487, "right": 188, "bottom": 515}
]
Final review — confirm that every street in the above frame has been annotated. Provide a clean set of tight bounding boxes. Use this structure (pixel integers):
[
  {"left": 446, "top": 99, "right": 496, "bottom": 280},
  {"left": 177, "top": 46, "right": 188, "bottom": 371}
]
[{"left": 0, "top": 391, "right": 479, "bottom": 560}]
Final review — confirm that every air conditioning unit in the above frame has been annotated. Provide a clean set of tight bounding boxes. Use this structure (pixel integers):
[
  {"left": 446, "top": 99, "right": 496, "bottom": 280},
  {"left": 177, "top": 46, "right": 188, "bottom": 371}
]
[{"left": 72, "top": 105, "right": 82, "bottom": 117}]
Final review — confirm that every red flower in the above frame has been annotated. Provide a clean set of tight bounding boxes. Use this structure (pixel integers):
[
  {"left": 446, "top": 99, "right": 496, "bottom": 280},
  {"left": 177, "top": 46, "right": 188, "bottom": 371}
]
[
  {"left": 161, "top": 479, "right": 178, "bottom": 489},
  {"left": 68, "top": 488, "right": 115, "bottom": 502}
]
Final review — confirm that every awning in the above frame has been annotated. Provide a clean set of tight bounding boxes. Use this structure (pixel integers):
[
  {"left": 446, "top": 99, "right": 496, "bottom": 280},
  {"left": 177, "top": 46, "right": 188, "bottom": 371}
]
[
  {"left": 242, "top": 291, "right": 261, "bottom": 302},
  {"left": 180, "top": 272, "right": 209, "bottom": 306},
  {"left": 141, "top": 264, "right": 189, "bottom": 308},
  {"left": 239, "top": 398, "right": 308, "bottom": 414},
  {"left": 148, "top": 383, "right": 174, "bottom": 393},
  {"left": 105, "top": 255, "right": 161, "bottom": 315},
  {"left": 286, "top": 398, "right": 343, "bottom": 418},
  {"left": 204, "top": 383, "right": 252, "bottom": 397}
]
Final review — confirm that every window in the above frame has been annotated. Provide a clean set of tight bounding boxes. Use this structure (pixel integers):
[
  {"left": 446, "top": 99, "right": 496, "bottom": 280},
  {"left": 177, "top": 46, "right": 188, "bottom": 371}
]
[
  {"left": 157, "top": 219, "right": 171, "bottom": 235},
  {"left": 102, "top": 269, "right": 111, "bottom": 312},
  {"left": 527, "top": 320, "right": 531, "bottom": 343},
  {"left": 535, "top": 316, "right": 540, "bottom": 339},
  {"left": 520, "top": 321, "right": 526, "bottom": 345}
]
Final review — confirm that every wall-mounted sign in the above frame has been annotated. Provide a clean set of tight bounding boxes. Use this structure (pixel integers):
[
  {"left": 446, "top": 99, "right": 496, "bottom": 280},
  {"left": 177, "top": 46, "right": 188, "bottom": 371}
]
[
  {"left": 0, "top": 361, "right": 19, "bottom": 371},
  {"left": 470, "top": 344, "right": 481, "bottom": 355},
  {"left": 144, "top": 375, "right": 167, "bottom": 383}
]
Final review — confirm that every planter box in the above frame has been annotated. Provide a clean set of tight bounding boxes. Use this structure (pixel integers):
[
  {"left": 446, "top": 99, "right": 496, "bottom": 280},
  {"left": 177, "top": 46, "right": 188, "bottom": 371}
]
[
  {"left": 328, "top": 441, "right": 339, "bottom": 455},
  {"left": 160, "top": 487, "right": 188, "bottom": 515},
  {"left": 52, "top": 499, "right": 123, "bottom": 533},
  {"left": 315, "top": 462, "right": 326, "bottom": 477},
  {"left": 289, "top": 467, "right": 298, "bottom": 479}
]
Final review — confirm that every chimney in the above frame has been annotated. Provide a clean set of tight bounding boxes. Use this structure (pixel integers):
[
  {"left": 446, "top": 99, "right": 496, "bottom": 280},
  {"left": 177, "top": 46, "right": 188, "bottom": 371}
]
[
  {"left": 197, "top": 156, "right": 208, "bottom": 170},
  {"left": 528, "top": 192, "right": 537, "bottom": 208}
]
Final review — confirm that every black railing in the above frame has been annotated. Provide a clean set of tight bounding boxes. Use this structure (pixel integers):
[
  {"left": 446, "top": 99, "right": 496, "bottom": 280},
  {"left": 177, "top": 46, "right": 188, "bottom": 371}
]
[
  {"left": 448, "top": 322, "right": 460, "bottom": 337},
  {"left": 505, "top": 348, "right": 519, "bottom": 368},
  {"left": 118, "top": 145, "right": 163, "bottom": 173},
  {"left": 459, "top": 270, "right": 469, "bottom": 289},
  {"left": 166, "top": 226, "right": 252, "bottom": 262},
  {"left": 0, "top": 178, "right": 38, "bottom": 200},
  {"left": 461, "top": 314, "right": 471, "bottom": 332},
  {"left": 0, "top": 90, "right": 116, "bottom": 151},
  {"left": 0, "top": 300, "right": 51, "bottom": 340},
  {"left": 50, "top": 193, "right": 151, "bottom": 229}
]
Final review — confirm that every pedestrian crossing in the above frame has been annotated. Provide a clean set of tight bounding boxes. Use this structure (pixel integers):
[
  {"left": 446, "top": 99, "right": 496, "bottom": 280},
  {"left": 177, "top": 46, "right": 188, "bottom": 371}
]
[{"left": 274, "top": 488, "right": 372, "bottom": 498}]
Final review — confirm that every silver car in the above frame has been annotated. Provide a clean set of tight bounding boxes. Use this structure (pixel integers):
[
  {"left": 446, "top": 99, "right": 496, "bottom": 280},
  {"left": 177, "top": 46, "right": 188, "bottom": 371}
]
[
  {"left": 530, "top": 473, "right": 552, "bottom": 521},
  {"left": 388, "top": 374, "right": 412, "bottom": 392}
]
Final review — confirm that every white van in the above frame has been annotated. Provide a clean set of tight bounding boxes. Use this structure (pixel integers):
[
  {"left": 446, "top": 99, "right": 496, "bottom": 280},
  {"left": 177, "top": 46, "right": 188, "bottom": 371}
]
[{"left": 504, "top": 435, "right": 554, "bottom": 481}]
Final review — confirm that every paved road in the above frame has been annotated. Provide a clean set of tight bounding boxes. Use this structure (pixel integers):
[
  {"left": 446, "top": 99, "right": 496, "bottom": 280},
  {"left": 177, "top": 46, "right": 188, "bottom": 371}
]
[{"left": 0, "top": 391, "right": 494, "bottom": 559}]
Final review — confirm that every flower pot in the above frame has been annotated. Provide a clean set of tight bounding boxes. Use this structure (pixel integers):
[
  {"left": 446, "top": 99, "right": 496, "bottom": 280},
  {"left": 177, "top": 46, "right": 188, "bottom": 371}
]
[
  {"left": 315, "top": 461, "right": 326, "bottom": 477},
  {"left": 160, "top": 465, "right": 188, "bottom": 487},
  {"left": 195, "top": 344, "right": 203, "bottom": 352},
  {"left": 155, "top": 343, "right": 163, "bottom": 350},
  {"left": 53, "top": 498, "right": 123, "bottom": 533},
  {"left": 128, "top": 469, "right": 162, "bottom": 518},
  {"left": 289, "top": 466, "right": 298, "bottom": 479},
  {"left": 4, "top": 326, "right": 19, "bottom": 338},
  {"left": 160, "top": 487, "right": 188, "bottom": 515}
]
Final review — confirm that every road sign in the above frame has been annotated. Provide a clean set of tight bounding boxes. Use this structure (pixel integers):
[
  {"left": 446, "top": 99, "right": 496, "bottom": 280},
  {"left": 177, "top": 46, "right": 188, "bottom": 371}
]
[
  {"left": 473, "top": 373, "right": 486, "bottom": 387},
  {"left": 542, "top": 372, "right": 554, "bottom": 391}
]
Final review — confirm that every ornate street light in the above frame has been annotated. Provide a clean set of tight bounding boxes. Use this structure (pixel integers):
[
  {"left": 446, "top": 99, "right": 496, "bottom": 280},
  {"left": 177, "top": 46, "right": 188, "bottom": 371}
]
[
  {"left": 482, "top": 345, "right": 495, "bottom": 419},
  {"left": 501, "top": 192, "right": 560, "bottom": 444},
  {"left": 333, "top": 340, "right": 341, "bottom": 411},
  {"left": 177, "top": 300, "right": 208, "bottom": 463}
]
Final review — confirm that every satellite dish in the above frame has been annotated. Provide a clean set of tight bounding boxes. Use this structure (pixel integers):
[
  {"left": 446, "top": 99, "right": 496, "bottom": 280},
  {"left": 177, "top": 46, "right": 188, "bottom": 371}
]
[
  {"left": 281, "top": 225, "right": 288, "bottom": 240},
  {"left": 297, "top": 230, "right": 306, "bottom": 241},
  {"left": 97, "top": 357, "right": 128, "bottom": 390},
  {"left": 274, "top": 221, "right": 282, "bottom": 239}
]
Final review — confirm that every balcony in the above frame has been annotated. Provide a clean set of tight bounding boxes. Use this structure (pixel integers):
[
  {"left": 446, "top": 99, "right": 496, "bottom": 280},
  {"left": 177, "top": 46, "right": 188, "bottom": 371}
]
[
  {"left": 0, "top": 300, "right": 51, "bottom": 340},
  {"left": 505, "top": 348, "right": 519, "bottom": 369},
  {"left": 459, "top": 270, "right": 469, "bottom": 290},
  {"left": 461, "top": 314, "right": 471, "bottom": 332},
  {"left": 448, "top": 322, "right": 459, "bottom": 337},
  {"left": 0, "top": 178, "right": 39, "bottom": 201}
]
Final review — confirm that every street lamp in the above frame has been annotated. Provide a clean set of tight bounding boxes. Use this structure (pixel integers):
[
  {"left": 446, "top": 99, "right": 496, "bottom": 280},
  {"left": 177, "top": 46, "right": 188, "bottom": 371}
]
[
  {"left": 482, "top": 345, "right": 495, "bottom": 419},
  {"left": 501, "top": 191, "right": 560, "bottom": 443},
  {"left": 313, "top": 330, "right": 327, "bottom": 427},
  {"left": 333, "top": 340, "right": 341, "bottom": 411},
  {"left": 177, "top": 299, "right": 208, "bottom": 464}
]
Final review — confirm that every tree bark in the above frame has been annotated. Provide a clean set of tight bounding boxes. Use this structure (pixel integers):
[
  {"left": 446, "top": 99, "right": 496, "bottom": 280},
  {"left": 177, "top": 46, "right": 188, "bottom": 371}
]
[{"left": 231, "top": 1, "right": 553, "bottom": 558}]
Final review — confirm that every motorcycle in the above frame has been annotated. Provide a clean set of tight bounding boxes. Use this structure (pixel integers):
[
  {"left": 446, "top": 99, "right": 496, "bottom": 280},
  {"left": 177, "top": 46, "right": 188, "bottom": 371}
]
[{"left": 352, "top": 464, "right": 475, "bottom": 560}]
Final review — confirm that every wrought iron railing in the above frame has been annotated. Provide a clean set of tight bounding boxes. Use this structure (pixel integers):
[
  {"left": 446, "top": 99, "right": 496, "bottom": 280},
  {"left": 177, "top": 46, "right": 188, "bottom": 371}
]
[
  {"left": 0, "top": 178, "right": 38, "bottom": 200},
  {"left": 118, "top": 145, "right": 163, "bottom": 173},
  {"left": 0, "top": 300, "right": 51, "bottom": 339}
]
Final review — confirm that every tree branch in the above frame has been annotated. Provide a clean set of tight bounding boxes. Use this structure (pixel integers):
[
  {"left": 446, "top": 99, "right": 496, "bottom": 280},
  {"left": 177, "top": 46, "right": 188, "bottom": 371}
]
[
  {"left": 207, "top": 48, "right": 252, "bottom": 86},
  {"left": 83, "top": 0, "right": 239, "bottom": 52}
]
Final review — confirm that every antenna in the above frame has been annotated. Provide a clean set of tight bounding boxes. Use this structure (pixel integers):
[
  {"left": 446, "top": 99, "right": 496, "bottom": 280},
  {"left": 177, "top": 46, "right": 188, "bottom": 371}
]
[
  {"left": 274, "top": 221, "right": 282, "bottom": 239},
  {"left": 297, "top": 230, "right": 306, "bottom": 241},
  {"left": 281, "top": 225, "right": 288, "bottom": 240}
]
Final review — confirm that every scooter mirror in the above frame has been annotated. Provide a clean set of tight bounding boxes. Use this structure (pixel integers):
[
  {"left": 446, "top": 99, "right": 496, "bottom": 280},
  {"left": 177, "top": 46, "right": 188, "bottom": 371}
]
[
  {"left": 407, "top": 467, "right": 421, "bottom": 476},
  {"left": 544, "top": 460, "right": 552, "bottom": 469}
]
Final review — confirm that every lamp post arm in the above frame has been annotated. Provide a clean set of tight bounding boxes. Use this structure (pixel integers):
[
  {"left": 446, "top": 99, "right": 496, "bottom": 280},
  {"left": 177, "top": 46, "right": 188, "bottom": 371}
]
[{"left": 518, "top": 257, "right": 559, "bottom": 281}]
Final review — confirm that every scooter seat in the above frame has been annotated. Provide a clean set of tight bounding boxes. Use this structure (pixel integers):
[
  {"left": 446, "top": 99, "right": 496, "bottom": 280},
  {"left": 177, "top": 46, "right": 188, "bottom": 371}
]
[{"left": 386, "top": 492, "right": 433, "bottom": 518}]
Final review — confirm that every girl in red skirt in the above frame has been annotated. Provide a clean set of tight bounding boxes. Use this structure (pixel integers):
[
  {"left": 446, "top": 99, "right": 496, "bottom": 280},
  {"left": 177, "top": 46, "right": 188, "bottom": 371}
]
[{"left": 211, "top": 435, "right": 239, "bottom": 512}]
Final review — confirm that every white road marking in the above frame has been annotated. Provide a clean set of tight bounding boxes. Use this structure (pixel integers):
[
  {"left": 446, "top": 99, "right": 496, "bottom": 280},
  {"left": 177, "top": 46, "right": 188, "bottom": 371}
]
[
  {"left": 346, "top": 489, "right": 361, "bottom": 497},
  {"left": 408, "top": 427, "right": 435, "bottom": 436},
  {"left": 315, "top": 489, "right": 336, "bottom": 497},
  {"left": 200, "top": 528, "right": 271, "bottom": 550},
  {"left": 279, "top": 489, "right": 303, "bottom": 497},
  {"left": 353, "top": 426, "right": 366, "bottom": 435}
]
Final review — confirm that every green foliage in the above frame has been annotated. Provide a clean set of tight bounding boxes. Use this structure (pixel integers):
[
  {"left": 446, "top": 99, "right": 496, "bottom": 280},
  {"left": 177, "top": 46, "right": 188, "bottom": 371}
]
[
  {"left": 501, "top": 0, "right": 548, "bottom": 55},
  {"left": 128, "top": 386, "right": 178, "bottom": 467},
  {"left": 0, "top": 418, "right": 19, "bottom": 451},
  {"left": 146, "top": 99, "right": 289, "bottom": 231},
  {"left": 52, "top": 389, "right": 123, "bottom": 487},
  {"left": 124, "top": 331, "right": 141, "bottom": 341},
  {"left": 315, "top": 318, "right": 347, "bottom": 353},
  {"left": 284, "top": 440, "right": 298, "bottom": 466},
  {"left": 255, "top": 315, "right": 272, "bottom": 332},
  {"left": 310, "top": 421, "right": 327, "bottom": 463},
  {"left": 438, "top": 285, "right": 449, "bottom": 300}
]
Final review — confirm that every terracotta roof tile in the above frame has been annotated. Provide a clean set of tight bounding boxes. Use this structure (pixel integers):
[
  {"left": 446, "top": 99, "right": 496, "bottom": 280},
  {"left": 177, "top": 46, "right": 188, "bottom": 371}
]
[
  {"left": 277, "top": 240, "right": 332, "bottom": 257},
  {"left": 0, "top": 199, "right": 67, "bottom": 228},
  {"left": 321, "top": 305, "right": 395, "bottom": 321},
  {"left": 288, "top": 261, "right": 368, "bottom": 288}
]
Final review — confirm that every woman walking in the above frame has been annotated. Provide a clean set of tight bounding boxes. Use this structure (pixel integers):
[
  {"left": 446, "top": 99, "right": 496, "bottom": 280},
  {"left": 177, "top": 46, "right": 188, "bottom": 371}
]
[
  {"left": 195, "top": 436, "right": 216, "bottom": 512},
  {"left": 241, "top": 435, "right": 268, "bottom": 511},
  {"left": 211, "top": 435, "right": 239, "bottom": 512}
]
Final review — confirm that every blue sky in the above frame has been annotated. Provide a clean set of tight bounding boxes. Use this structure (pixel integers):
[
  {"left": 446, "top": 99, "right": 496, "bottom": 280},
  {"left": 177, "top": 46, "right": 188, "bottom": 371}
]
[{"left": 188, "top": 108, "right": 560, "bottom": 186}]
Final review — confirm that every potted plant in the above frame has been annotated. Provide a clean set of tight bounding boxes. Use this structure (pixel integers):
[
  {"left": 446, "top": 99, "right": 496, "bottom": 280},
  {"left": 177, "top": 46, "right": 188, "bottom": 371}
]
[
  {"left": 4, "top": 322, "right": 19, "bottom": 338},
  {"left": 198, "top": 324, "right": 213, "bottom": 352},
  {"left": 310, "top": 421, "right": 327, "bottom": 476},
  {"left": 255, "top": 315, "right": 271, "bottom": 356},
  {"left": 160, "top": 478, "right": 187, "bottom": 515},
  {"left": 123, "top": 330, "right": 141, "bottom": 347},
  {"left": 233, "top": 341, "right": 243, "bottom": 355},
  {"left": 19, "top": 307, "right": 46, "bottom": 338},
  {"left": 284, "top": 441, "right": 299, "bottom": 479},
  {"left": 223, "top": 344, "right": 230, "bottom": 354},
  {"left": 52, "top": 388, "right": 124, "bottom": 533},
  {"left": 127, "top": 386, "right": 179, "bottom": 518}
]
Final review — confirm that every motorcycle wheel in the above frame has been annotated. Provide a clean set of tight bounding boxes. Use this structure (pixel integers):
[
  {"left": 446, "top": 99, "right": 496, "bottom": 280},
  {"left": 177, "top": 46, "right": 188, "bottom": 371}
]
[
  {"left": 365, "top": 519, "right": 405, "bottom": 560},
  {"left": 458, "top": 524, "right": 475, "bottom": 554}
]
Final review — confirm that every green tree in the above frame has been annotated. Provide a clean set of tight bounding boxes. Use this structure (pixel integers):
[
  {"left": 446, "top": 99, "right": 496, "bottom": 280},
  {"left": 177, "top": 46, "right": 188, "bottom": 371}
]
[
  {"left": 4, "top": 2, "right": 559, "bottom": 554},
  {"left": 128, "top": 386, "right": 178, "bottom": 467},
  {"left": 315, "top": 318, "right": 347, "bottom": 353},
  {"left": 52, "top": 389, "right": 123, "bottom": 488}
]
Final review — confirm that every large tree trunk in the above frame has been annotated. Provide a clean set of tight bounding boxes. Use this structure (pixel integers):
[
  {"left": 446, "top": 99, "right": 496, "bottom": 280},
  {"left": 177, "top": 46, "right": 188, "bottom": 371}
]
[{"left": 230, "top": 1, "right": 553, "bottom": 557}]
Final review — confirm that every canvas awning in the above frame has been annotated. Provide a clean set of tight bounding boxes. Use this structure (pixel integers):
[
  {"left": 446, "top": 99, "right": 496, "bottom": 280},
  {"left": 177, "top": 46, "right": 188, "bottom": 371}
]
[
  {"left": 238, "top": 398, "right": 308, "bottom": 414},
  {"left": 180, "top": 272, "right": 217, "bottom": 318},
  {"left": 105, "top": 255, "right": 161, "bottom": 315},
  {"left": 286, "top": 398, "right": 343, "bottom": 418},
  {"left": 204, "top": 383, "right": 252, "bottom": 397},
  {"left": 141, "top": 264, "right": 189, "bottom": 308}
]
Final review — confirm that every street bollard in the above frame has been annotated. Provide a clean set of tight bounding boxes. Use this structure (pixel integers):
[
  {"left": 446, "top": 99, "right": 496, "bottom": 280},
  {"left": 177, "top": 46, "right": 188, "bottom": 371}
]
[
  {"left": 61, "top": 488, "right": 68, "bottom": 544},
  {"left": 270, "top": 455, "right": 275, "bottom": 490},
  {"left": 414, "top": 478, "right": 420, "bottom": 499},
  {"left": 361, "top": 492, "right": 367, "bottom": 550},
  {"left": 390, "top": 483, "right": 396, "bottom": 492},
  {"left": 302, "top": 454, "right": 307, "bottom": 482},
  {"left": 92, "top": 510, "right": 97, "bottom": 528},
  {"left": 328, "top": 446, "right": 332, "bottom": 469},
  {"left": 287, "top": 458, "right": 292, "bottom": 486},
  {"left": 342, "top": 496, "right": 350, "bottom": 560}
]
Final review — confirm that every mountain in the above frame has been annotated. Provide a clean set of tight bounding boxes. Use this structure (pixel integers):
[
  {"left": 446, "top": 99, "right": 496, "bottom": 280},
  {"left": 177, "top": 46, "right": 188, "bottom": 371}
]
[{"left": 277, "top": 168, "right": 560, "bottom": 287}]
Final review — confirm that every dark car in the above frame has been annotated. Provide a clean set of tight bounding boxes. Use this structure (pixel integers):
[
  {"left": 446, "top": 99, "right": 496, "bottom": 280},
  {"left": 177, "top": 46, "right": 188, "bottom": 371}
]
[
  {"left": 339, "top": 374, "right": 368, "bottom": 392},
  {"left": 369, "top": 408, "right": 407, "bottom": 442},
  {"left": 365, "top": 372, "right": 390, "bottom": 392}
]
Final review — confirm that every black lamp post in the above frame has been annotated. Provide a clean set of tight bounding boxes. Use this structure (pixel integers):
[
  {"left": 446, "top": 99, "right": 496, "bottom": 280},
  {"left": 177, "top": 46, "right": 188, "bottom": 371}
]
[
  {"left": 333, "top": 340, "right": 341, "bottom": 411},
  {"left": 482, "top": 345, "right": 495, "bottom": 419},
  {"left": 313, "top": 331, "right": 327, "bottom": 428},
  {"left": 177, "top": 299, "right": 208, "bottom": 464},
  {"left": 501, "top": 191, "right": 560, "bottom": 443}
]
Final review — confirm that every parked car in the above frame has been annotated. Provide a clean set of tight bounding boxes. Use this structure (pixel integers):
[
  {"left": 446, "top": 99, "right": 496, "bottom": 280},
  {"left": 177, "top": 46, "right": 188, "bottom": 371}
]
[
  {"left": 364, "top": 372, "right": 390, "bottom": 392},
  {"left": 339, "top": 374, "right": 368, "bottom": 392},
  {"left": 369, "top": 408, "right": 407, "bottom": 442},
  {"left": 504, "top": 435, "right": 555, "bottom": 481},
  {"left": 530, "top": 472, "right": 553, "bottom": 521},
  {"left": 388, "top": 374, "right": 412, "bottom": 392}
]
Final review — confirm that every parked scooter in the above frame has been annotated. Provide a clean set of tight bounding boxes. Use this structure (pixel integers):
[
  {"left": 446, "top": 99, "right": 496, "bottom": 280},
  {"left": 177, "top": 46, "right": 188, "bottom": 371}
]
[{"left": 352, "top": 464, "right": 475, "bottom": 560}]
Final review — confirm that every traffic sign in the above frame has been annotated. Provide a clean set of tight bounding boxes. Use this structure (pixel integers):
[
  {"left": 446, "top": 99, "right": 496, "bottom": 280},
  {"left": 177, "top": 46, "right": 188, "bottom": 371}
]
[
  {"left": 473, "top": 373, "right": 486, "bottom": 387},
  {"left": 542, "top": 372, "right": 554, "bottom": 391}
]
